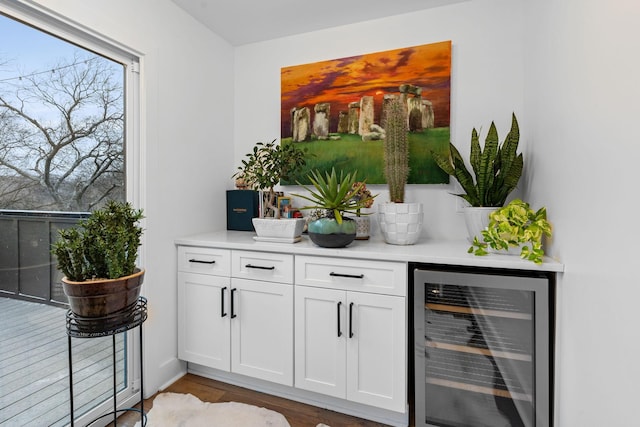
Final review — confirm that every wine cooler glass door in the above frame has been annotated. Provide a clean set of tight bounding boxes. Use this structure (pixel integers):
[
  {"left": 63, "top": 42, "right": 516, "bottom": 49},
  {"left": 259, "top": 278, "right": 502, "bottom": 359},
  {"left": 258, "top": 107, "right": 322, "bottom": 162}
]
[{"left": 414, "top": 268, "right": 550, "bottom": 427}]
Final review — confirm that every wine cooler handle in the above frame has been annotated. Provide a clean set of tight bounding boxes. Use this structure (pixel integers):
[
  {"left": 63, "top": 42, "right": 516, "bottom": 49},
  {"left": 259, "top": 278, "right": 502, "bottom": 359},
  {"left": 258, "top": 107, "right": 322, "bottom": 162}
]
[
  {"left": 221, "top": 287, "right": 227, "bottom": 317},
  {"left": 189, "top": 259, "right": 215, "bottom": 264},
  {"left": 349, "top": 302, "right": 354, "bottom": 338},
  {"left": 245, "top": 264, "right": 275, "bottom": 270},
  {"left": 337, "top": 301, "right": 342, "bottom": 337},
  {"left": 230, "top": 288, "right": 237, "bottom": 318},
  {"left": 330, "top": 272, "right": 364, "bottom": 279}
]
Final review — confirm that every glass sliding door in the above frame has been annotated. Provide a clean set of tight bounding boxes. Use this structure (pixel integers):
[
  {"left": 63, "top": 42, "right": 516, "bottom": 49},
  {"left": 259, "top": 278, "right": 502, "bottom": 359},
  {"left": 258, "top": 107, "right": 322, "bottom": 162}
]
[{"left": 0, "top": 5, "right": 141, "bottom": 425}]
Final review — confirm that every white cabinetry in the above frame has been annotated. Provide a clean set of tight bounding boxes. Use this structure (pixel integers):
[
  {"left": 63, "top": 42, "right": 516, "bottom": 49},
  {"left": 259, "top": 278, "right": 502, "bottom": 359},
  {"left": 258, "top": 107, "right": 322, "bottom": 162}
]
[
  {"left": 178, "top": 247, "right": 293, "bottom": 386},
  {"left": 294, "top": 255, "right": 407, "bottom": 413}
]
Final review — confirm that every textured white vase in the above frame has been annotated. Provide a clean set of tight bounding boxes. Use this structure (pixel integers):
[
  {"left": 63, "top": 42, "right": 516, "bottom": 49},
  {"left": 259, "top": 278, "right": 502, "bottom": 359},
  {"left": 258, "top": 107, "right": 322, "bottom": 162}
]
[
  {"left": 463, "top": 206, "right": 496, "bottom": 243},
  {"left": 378, "top": 202, "right": 423, "bottom": 245}
]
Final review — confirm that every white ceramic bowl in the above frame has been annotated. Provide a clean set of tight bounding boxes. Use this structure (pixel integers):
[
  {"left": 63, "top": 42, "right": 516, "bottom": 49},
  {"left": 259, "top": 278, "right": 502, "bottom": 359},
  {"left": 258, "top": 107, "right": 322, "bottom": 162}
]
[{"left": 252, "top": 218, "right": 306, "bottom": 238}]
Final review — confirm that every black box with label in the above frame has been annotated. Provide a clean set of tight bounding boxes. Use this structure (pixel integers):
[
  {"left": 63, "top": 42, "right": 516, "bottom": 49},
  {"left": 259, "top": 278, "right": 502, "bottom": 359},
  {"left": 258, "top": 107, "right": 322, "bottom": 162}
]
[{"left": 226, "top": 190, "right": 259, "bottom": 231}]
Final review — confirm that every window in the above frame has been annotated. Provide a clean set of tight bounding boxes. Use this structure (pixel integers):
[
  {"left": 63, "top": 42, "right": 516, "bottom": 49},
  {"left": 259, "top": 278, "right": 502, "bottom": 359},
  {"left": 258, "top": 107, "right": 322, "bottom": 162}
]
[{"left": 0, "top": 10, "right": 139, "bottom": 212}]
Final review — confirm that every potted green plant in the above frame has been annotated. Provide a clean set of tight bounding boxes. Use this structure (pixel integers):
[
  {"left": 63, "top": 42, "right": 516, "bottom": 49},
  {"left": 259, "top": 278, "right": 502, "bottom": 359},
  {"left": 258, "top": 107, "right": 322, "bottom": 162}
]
[
  {"left": 293, "top": 168, "right": 376, "bottom": 248},
  {"left": 51, "top": 200, "right": 144, "bottom": 318},
  {"left": 432, "top": 113, "right": 523, "bottom": 241},
  {"left": 469, "top": 199, "right": 552, "bottom": 264},
  {"left": 233, "top": 139, "right": 307, "bottom": 218},
  {"left": 378, "top": 95, "right": 423, "bottom": 245}
]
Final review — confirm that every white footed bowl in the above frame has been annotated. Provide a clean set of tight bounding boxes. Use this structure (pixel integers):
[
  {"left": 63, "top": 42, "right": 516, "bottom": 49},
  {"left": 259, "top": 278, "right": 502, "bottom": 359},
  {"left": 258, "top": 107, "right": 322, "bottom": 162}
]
[{"left": 252, "top": 218, "right": 305, "bottom": 239}]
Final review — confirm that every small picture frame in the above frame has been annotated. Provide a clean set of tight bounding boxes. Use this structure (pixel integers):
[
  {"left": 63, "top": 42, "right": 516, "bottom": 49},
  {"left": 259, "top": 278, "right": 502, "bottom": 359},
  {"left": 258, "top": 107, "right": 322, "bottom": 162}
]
[{"left": 277, "top": 196, "right": 292, "bottom": 218}]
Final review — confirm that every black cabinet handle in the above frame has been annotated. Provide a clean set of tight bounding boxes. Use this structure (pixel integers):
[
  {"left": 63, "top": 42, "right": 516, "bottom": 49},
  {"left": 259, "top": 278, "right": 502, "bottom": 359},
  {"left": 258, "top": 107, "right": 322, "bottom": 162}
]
[
  {"left": 349, "top": 302, "right": 354, "bottom": 338},
  {"left": 230, "top": 288, "right": 237, "bottom": 318},
  {"left": 189, "top": 259, "right": 215, "bottom": 264},
  {"left": 330, "top": 272, "right": 364, "bottom": 279},
  {"left": 245, "top": 264, "right": 275, "bottom": 270},
  {"left": 337, "top": 301, "right": 342, "bottom": 337},
  {"left": 221, "top": 287, "right": 227, "bottom": 317}
]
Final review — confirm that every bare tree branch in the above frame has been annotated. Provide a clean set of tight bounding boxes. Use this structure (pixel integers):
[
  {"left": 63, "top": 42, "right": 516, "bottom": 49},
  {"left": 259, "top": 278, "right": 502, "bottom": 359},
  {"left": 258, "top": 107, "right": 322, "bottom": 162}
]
[{"left": 0, "top": 54, "right": 125, "bottom": 211}]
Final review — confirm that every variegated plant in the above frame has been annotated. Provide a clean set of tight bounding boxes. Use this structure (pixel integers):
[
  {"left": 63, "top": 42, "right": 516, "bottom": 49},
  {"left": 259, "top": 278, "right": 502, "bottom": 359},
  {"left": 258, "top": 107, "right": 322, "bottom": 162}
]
[
  {"left": 469, "top": 199, "right": 552, "bottom": 264},
  {"left": 433, "top": 113, "right": 523, "bottom": 207}
]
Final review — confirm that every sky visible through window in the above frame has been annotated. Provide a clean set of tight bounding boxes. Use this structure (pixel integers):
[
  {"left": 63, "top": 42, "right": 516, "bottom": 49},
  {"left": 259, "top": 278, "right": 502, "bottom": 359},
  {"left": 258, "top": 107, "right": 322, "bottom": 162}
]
[{"left": 0, "top": 14, "right": 82, "bottom": 82}]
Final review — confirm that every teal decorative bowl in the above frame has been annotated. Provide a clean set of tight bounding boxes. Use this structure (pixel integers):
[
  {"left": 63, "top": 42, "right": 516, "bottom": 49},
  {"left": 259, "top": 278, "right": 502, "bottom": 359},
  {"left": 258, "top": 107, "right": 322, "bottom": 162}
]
[{"left": 308, "top": 217, "right": 356, "bottom": 248}]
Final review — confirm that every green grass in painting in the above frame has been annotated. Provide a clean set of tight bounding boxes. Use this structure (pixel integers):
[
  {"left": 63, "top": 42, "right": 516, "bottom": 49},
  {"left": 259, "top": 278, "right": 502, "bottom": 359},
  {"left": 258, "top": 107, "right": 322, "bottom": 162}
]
[{"left": 282, "top": 128, "right": 450, "bottom": 185}]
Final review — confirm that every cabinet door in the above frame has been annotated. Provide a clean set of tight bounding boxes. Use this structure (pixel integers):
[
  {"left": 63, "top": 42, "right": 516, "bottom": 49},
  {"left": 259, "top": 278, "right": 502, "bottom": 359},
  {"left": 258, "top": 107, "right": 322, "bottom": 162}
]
[
  {"left": 178, "top": 272, "right": 231, "bottom": 370},
  {"left": 230, "top": 278, "right": 293, "bottom": 386},
  {"left": 294, "top": 286, "right": 346, "bottom": 398},
  {"left": 346, "top": 292, "right": 406, "bottom": 413}
]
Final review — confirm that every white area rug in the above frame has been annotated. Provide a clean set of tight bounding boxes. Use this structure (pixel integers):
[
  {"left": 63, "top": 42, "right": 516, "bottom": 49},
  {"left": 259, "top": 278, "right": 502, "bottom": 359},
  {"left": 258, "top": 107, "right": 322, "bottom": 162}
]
[{"left": 134, "top": 392, "right": 329, "bottom": 427}]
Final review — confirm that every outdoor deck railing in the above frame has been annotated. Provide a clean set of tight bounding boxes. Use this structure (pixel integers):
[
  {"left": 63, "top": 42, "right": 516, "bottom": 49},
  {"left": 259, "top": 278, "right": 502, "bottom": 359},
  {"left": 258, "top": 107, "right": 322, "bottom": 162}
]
[{"left": 0, "top": 209, "right": 89, "bottom": 307}]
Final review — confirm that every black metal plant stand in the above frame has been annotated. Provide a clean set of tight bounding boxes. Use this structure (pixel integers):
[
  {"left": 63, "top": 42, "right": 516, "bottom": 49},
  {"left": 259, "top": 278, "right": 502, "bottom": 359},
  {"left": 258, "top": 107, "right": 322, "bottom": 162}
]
[{"left": 66, "top": 296, "right": 148, "bottom": 427}]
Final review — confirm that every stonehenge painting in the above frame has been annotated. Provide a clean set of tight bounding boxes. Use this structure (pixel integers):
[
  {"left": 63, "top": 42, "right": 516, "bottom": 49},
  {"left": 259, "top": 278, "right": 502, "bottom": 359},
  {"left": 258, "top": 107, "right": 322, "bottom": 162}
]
[{"left": 280, "top": 41, "right": 451, "bottom": 185}]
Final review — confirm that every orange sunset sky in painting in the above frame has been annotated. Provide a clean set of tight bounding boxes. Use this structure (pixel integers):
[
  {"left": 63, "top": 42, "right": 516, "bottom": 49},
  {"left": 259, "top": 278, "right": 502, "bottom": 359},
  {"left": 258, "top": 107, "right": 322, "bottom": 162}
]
[{"left": 280, "top": 41, "right": 451, "bottom": 137}]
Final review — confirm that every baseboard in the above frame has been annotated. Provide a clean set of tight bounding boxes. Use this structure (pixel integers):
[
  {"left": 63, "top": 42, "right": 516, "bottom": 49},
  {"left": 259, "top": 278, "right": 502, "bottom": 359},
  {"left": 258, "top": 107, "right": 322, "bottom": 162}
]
[
  {"left": 188, "top": 363, "right": 409, "bottom": 427},
  {"left": 158, "top": 367, "right": 188, "bottom": 392},
  {"left": 145, "top": 357, "right": 186, "bottom": 399}
]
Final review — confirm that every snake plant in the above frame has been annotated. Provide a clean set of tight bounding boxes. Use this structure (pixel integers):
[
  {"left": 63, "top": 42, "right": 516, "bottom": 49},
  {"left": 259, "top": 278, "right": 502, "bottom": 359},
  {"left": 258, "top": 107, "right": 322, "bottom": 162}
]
[{"left": 433, "top": 113, "right": 523, "bottom": 207}]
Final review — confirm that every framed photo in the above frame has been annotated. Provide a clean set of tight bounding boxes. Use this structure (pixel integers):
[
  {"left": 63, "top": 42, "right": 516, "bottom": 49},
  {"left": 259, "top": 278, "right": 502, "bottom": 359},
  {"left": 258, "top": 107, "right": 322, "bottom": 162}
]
[{"left": 277, "top": 196, "right": 292, "bottom": 218}]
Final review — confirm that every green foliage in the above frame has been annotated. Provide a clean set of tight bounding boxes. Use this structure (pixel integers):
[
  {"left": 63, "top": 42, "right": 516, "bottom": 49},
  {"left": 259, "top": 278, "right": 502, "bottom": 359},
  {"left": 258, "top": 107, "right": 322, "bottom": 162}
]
[
  {"left": 233, "top": 139, "right": 308, "bottom": 191},
  {"left": 433, "top": 113, "right": 523, "bottom": 207},
  {"left": 293, "top": 168, "right": 377, "bottom": 224},
  {"left": 469, "top": 199, "right": 552, "bottom": 264},
  {"left": 51, "top": 201, "right": 144, "bottom": 281},
  {"left": 383, "top": 97, "right": 410, "bottom": 203}
]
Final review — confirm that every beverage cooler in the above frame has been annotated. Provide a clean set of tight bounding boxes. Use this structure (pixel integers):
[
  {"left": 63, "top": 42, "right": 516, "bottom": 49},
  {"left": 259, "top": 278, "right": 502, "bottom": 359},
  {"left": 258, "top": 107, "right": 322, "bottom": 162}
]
[{"left": 411, "top": 264, "right": 555, "bottom": 427}]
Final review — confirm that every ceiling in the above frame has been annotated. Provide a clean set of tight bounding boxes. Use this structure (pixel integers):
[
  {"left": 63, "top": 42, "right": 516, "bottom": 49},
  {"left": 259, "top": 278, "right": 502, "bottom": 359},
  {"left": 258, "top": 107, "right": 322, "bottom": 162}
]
[{"left": 171, "top": 0, "right": 467, "bottom": 46}]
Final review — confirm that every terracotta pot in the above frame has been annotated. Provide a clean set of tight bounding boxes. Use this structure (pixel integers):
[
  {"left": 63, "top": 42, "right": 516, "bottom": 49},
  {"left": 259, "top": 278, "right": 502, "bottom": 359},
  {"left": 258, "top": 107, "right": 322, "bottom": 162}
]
[{"left": 62, "top": 269, "right": 144, "bottom": 318}]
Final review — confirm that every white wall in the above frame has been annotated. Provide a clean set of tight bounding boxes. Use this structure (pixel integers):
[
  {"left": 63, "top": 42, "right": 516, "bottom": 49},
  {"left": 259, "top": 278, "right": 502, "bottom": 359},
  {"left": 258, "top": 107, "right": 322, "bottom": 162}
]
[
  {"left": 234, "top": 0, "right": 526, "bottom": 240},
  {"left": 525, "top": 0, "right": 640, "bottom": 425},
  {"left": 28, "top": 0, "right": 235, "bottom": 395},
  {"left": 236, "top": 0, "right": 640, "bottom": 425}
]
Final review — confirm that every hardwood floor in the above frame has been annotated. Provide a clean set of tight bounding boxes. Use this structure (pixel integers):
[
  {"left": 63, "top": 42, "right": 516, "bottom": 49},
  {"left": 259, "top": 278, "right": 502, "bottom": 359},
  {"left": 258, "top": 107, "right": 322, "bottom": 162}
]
[{"left": 112, "top": 373, "right": 401, "bottom": 427}]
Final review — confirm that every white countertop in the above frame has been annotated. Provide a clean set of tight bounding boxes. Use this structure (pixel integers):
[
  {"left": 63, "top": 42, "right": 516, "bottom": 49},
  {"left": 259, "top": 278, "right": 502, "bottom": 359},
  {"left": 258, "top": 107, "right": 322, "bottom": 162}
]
[{"left": 175, "top": 230, "right": 564, "bottom": 273}]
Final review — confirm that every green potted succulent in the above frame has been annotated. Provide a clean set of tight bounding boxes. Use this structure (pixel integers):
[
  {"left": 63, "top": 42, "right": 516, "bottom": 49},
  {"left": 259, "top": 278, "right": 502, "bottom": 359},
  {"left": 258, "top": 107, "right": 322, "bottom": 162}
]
[
  {"left": 293, "top": 168, "right": 376, "bottom": 248},
  {"left": 233, "top": 139, "right": 307, "bottom": 218},
  {"left": 432, "top": 113, "right": 523, "bottom": 241},
  {"left": 379, "top": 95, "right": 423, "bottom": 245},
  {"left": 469, "top": 199, "right": 552, "bottom": 264},
  {"left": 51, "top": 200, "right": 145, "bottom": 317}
]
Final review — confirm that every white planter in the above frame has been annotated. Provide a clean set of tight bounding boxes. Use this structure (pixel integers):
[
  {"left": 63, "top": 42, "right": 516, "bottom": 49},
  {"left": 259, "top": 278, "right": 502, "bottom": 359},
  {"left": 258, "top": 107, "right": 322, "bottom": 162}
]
[
  {"left": 489, "top": 242, "right": 528, "bottom": 256},
  {"left": 378, "top": 202, "right": 423, "bottom": 245},
  {"left": 252, "top": 218, "right": 305, "bottom": 239},
  {"left": 463, "top": 206, "right": 497, "bottom": 243}
]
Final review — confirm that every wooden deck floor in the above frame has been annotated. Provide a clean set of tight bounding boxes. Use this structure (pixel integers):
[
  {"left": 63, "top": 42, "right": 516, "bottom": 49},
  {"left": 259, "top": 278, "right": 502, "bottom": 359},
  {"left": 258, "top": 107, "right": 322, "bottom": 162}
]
[{"left": 0, "top": 297, "right": 125, "bottom": 426}]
